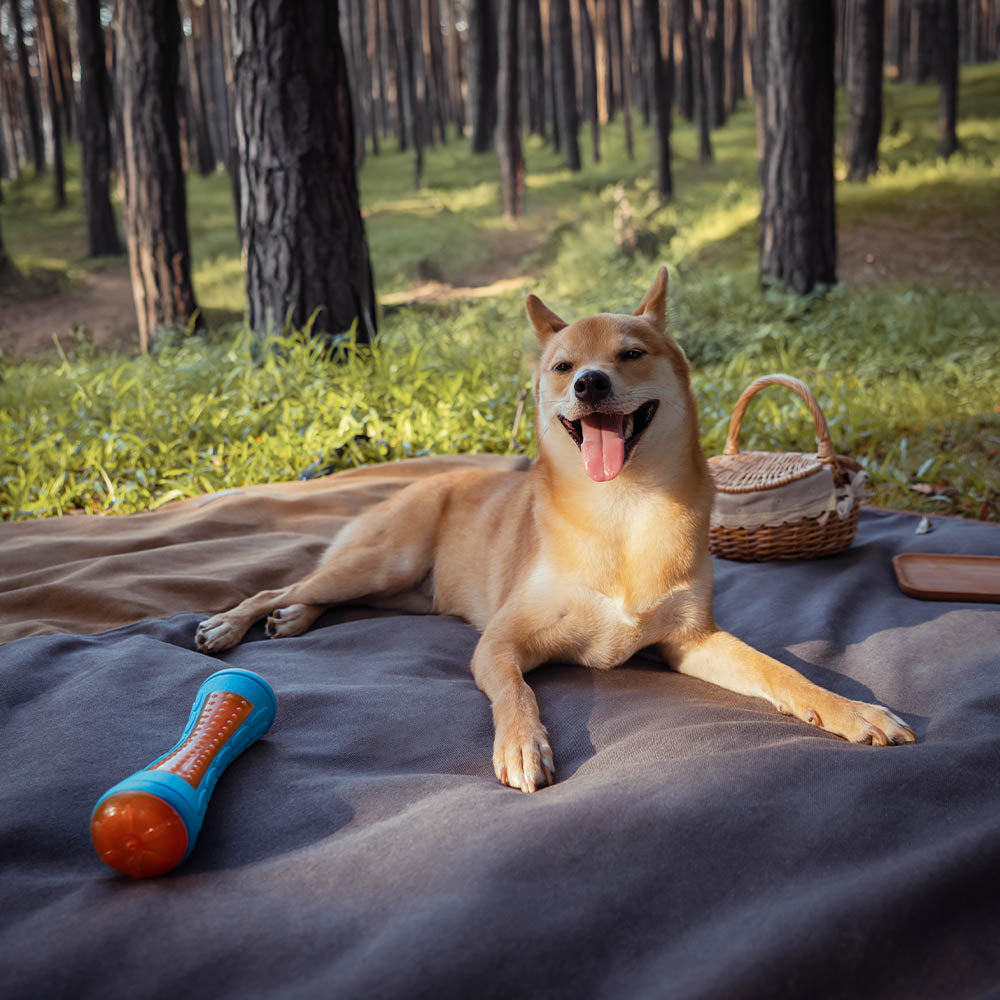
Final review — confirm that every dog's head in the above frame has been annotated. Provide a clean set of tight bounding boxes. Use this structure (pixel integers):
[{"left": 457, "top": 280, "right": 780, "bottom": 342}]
[{"left": 526, "top": 267, "right": 697, "bottom": 484}]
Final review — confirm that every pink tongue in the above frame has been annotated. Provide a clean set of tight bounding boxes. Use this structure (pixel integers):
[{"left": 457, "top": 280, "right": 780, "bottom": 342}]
[{"left": 580, "top": 413, "right": 626, "bottom": 482}]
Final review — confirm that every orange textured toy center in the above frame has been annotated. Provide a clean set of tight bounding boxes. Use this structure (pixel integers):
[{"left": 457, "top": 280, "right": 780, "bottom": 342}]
[{"left": 149, "top": 691, "right": 253, "bottom": 787}]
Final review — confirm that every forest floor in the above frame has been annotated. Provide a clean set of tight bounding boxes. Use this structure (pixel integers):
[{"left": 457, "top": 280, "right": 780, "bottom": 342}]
[{"left": 4, "top": 198, "right": 999, "bottom": 358}]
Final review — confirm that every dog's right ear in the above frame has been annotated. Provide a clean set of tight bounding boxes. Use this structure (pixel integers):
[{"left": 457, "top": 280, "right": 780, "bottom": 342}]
[{"left": 525, "top": 294, "right": 568, "bottom": 347}]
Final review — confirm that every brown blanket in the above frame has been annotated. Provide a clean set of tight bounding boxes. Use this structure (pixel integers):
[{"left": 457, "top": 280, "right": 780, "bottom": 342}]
[
  {"left": 2, "top": 456, "right": 999, "bottom": 999},
  {"left": 0, "top": 454, "right": 526, "bottom": 643}
]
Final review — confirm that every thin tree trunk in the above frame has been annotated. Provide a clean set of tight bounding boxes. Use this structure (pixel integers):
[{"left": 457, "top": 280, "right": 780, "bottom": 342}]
[
  {"left": 498, "top": 0, "right": 525, "bottom": 216},
  {"left": 231, "top": 0, "right": 376, "bottom": 341},
  {"left": 10, "top": 0, "right": 45, "bottom": 173},
  {"left": 620, "top": 0, "right": 634, "bottom": 158},
  {"left": 524, "top": 0, "right": 546, "bottom": 136},
  {"left": 551, "top": 0, "right": 581, "bottom": 169},
  {"left": 935, "top": 0, "right": 959, "bottom": 157},
  {"left": 468, "top": 0, "right": 499, "bottom": 151},
  {"left": 673, "top": 0, "right": 694, "bottom": 119},
  {"left": 75, "top": 0, "right": 122, "bottom": 255},
  {"left": 579, "top": 0, "right": 601, "bottom": 161},
  {"left": 180, "top": 9, "right": 216, "bottom": 176},
  {"left": 846, "top": 0, "right": 884, "bottom": 180},
  {"left": 643, "top": 0, "right": 673, "bottom": 196},
  {"left": 705, "top": 0, "right": 726, "bottom": 126},
  {"left": 759, "top": 0, "right": 837, "bottom": 294},
  {"left": 398, "top": 0, "right": 423, "bottom": 183},
  {"left": 117, "top": 0, "right": 201, "bottom": 352},
  {"left": 692, "top": 0, "right": 713, "bottom": 162},
  {"left": 725, "top": 0, "right": 744, "bottom": 110},
  {"left": 36, "top": 0, "right": 66, "bottom": 207}
]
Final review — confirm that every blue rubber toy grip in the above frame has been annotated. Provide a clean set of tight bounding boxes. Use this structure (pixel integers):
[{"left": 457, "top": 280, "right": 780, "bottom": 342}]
[{"left": 90, "top": 668, "right": 277, "bottom": 878}]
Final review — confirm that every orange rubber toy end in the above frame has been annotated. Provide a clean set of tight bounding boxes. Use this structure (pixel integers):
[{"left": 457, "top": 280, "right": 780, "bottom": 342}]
[{"left": 90, "top": 791, "right": 189, "bottom": 879}]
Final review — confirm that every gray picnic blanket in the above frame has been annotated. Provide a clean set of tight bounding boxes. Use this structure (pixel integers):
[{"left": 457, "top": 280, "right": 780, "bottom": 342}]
[{"left": 1, "top": 456, "right": 998, "bottom": 998}]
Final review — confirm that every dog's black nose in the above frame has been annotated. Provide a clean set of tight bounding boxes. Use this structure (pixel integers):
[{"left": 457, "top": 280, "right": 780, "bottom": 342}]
[{"left": 574, "top": 369, "right": 612, "bottom": 405}]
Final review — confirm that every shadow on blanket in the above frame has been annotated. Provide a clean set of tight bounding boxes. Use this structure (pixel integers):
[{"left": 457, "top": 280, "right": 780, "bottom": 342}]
[{"left": 1, "top": 455, "right": 998, "bottom": 999}]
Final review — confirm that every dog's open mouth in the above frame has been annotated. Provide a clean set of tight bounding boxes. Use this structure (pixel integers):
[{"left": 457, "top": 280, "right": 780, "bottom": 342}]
[{"left": 559, "top": 400, "right": 659, "bottom": 482}]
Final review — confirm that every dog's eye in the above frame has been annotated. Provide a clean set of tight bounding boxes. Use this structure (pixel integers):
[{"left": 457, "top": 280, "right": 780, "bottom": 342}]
[
  {"left": 620, "top": 349, "right": 645, "bottom": 361},
  {"left": 552, "top": 361, "right": 573, "bottom": 373}
]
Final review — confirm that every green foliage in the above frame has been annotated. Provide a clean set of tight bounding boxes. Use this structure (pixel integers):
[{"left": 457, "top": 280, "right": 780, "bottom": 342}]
[{"left": 1, "top": 66, "right": 998, "bottom": 520}]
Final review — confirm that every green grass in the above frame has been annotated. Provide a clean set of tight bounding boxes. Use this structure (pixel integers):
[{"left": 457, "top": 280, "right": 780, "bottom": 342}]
[{"left": 1, "top": 64, "right": 998, "bottom": 521}]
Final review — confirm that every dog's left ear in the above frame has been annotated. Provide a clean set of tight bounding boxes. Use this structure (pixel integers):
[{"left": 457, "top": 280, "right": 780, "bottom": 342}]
[
  {"left": 633, "top": 266, "right": 669, "bottom": 333},
  {"left": 526, "top": 294, "right": 568, "bottom": 347}
]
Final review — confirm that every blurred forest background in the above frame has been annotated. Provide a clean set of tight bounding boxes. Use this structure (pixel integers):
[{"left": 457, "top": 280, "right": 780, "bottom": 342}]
[{"left": 0, "top": 0, "right": 997, "bottom": 522}]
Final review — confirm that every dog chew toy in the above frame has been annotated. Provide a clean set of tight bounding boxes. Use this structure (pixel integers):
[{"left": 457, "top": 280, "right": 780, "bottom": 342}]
[{"left": 90, "top": 668, "right": 277, "bottom": 878}]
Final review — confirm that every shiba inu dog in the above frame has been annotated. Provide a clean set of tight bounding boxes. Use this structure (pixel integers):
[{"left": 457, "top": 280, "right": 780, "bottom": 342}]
[{"left": 196, "top": 268, "right": 915, "bottom": 791}]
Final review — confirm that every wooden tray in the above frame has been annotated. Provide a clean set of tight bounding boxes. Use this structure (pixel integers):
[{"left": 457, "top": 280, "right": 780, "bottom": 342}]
[{"left": 892, "top": 553, "right": 1000, "bottom": 603}]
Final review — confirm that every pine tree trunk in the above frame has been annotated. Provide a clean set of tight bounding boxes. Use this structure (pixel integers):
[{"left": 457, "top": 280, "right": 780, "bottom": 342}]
[
  {"left": 846, "top": 0, "right": 884, "bottom": 181},
  {"left": 579, "top": 0, "right": 601, "bottom": 162},
  {"left": 759, "top": 0, "right": 837, "bottom": 294},
  {"left": 11, "top": 0, "right": 45, "bottom": 174},
  {"left": 935, "top": 0, "right": 959, "bottom": 157},
  {"left": 551, "top": 0, "right": 582, "bottom": 169},
  {"left": 231, "top": 0, "right": 376, "bottom": 341},
  {"left": 643, "top": 0, "right": 673, "bottom": 196},
  {"left": 497, "top": 0, "right": 524, "bottom": 216},
  {"left": 618, "top": 0, "right": 635, "bottom": 158},
  {"left": 117, "top": 0, "right": 201, "bottom": 352},
  {"left": 467, "top": 0, "right": 499, "bottom": 152},
  {"left": 75, "top": 0, "right": 122, "bottom": 256},
  {"left": 524, "top": 0, "right": 546, "bottom": 136},
  {"left": 673, "top": 0, "right": 695, "bottom": 120},
  {"left": 180, "top": 21, "right": 216, "bottom": 176},
  {"left": 705, "top": 0, "right": 727, "bottom": 126},
  {"left": 36, "top": 0, "right": 66, "bottom": 208},
  {"left": 725, "top": 0, "right": 744, "bottom": 110},
  {"left": 692, "top": 0, "right": 714, "bottom": 162}
]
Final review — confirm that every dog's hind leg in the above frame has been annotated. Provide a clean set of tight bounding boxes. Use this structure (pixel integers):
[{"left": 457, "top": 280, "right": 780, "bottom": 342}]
[{"left": 195, "top": 477, "right": 449, "bottom": 654}]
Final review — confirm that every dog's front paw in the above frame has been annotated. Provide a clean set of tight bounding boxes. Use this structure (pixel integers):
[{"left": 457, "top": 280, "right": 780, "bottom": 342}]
[
  {"left": 804, "top": 697, "right": 917, "bottom": 747},
  {"left": 493, "top": 719, "right": 555, "bottom": 793},
  {"left": 195, "top": 615, "right": 243, "bottom": 654}
]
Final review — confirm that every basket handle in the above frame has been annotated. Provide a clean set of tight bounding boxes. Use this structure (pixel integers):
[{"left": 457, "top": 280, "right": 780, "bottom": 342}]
[{"left": 722, "top": 374, "right": 837, "bottom": 465}]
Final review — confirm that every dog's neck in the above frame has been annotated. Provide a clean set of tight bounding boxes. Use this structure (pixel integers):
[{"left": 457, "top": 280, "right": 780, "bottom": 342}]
[{"left": 531, "top": 424, "right": 713, "bottom": 603}]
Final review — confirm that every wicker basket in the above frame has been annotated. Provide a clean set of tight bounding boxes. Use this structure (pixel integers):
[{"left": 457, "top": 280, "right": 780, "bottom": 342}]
[{"left": 707, "top": 375, "right": 865, "bottom": 561}]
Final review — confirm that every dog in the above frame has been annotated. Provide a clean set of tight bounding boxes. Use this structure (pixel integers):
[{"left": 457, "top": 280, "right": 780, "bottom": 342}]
[{"left": 196, "top": 267, "right": 916, "bottom": 792}]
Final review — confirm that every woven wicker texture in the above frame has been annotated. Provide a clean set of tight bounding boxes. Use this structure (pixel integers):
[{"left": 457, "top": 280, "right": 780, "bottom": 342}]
[
  {"left": 708, "top": 374, "right": 861, "bottom": 561},
  {"left": 710, "top": 451, "right": 823, "bottom": 493}
]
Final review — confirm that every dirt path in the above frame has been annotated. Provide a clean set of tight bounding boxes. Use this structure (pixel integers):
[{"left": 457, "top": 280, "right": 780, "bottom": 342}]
[
  {"left": 2, "top": 216, "right": 997, "bottom": 359},
  {"left": 0, "top": 266, "right": 139, "bottom": 357}
]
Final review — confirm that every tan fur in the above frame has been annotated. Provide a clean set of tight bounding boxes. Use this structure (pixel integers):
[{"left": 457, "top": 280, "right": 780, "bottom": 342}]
[{"left": 196, "top": 267, "right": 915, "bottom": 792}]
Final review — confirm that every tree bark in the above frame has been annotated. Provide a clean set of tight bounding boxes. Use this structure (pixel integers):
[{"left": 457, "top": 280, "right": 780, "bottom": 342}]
[
  {"left": 117, "top": 0, "right": 201, "bottom": 352},
  {"left": 579, "top": 0, "right": 601, "bottom": 162},
  {"left": 725, "top": 0, "right": 744, "bottom": 110},
  {"left": 75, "top": 0, "right": 122, "bottom": 255},
  {"left": 231, "top": 0, "right": 376, "bottom": 341},
  {"left": 692, "top": 0, "right": 713, "bottom": 162},
  {"left": 643, "top": 0, "right": 674, "bottom": 196},
  {"left": 10, "top": 0, "right": 45, "bottom": 174},
  {"left": 183, "top": 0, "right": 218, "bottom": 175},
  {"left": 467, "top": 0, "right": 499, "bottom": 152},
  {"left": 551, "top": 0, "right": 582, "bottom": 169},
  {"left": 497, "top": 0, "right": 525, "bottom": 216},
  {"left": 759, "top": 0, "right": 837, "bottom": 294},
  {"left": 705, "top": 0, "right": 726, "bottom": 126},
  {"left": 672, "top": 0, "right": 694, "bottom": 120},
  {"left": 36, "top": 0, "right": 66, "bottom": 207},
  {"left": 935, "top": 0, "right": 959, "bottom": 157},
  {"left": 846, "top": 0, "right": 884, "bottom": 181},
  {"left": 618, "top": 0, "right": 635, "bottom": 158}
]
